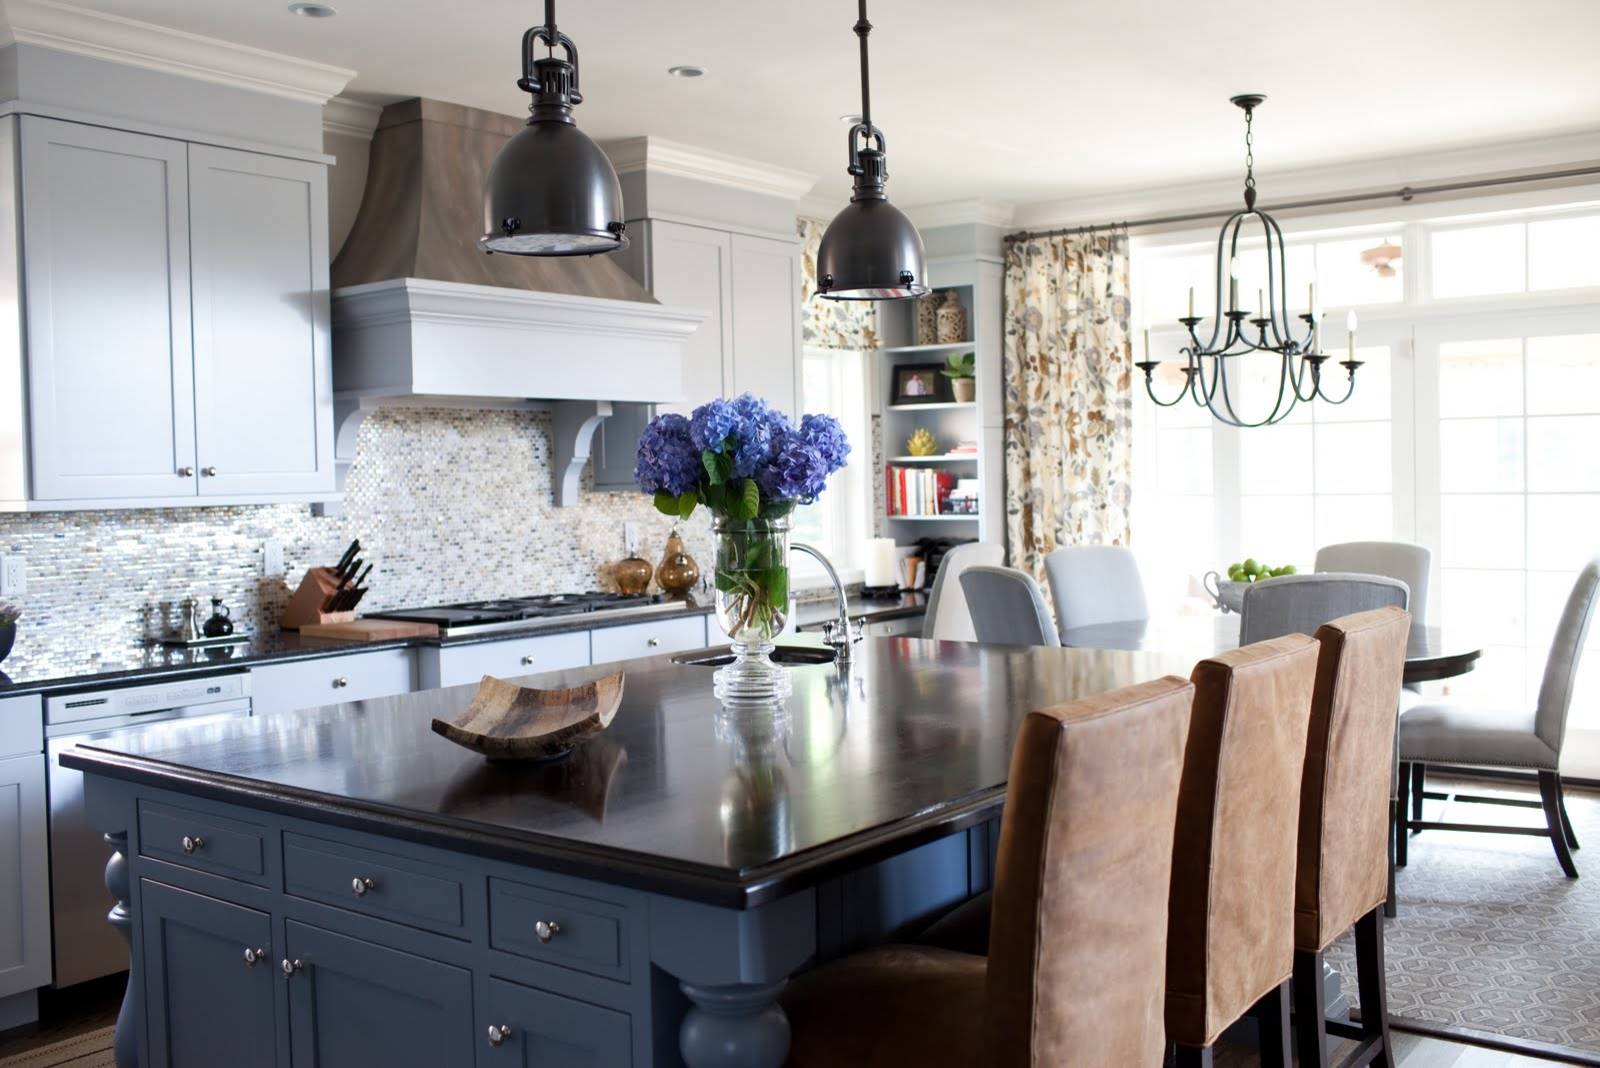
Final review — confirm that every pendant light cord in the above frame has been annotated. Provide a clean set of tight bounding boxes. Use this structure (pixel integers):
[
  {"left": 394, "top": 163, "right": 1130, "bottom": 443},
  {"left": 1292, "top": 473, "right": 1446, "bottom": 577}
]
[
  {"left": 544, "top": 0, "right": 557, "bottom": 56},
  {"left": 855, "top": 0, "right": 873, "bottom": 131}
]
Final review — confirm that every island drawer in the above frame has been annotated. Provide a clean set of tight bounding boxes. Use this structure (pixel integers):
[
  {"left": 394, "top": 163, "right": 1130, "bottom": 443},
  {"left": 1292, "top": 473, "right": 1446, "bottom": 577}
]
[
  {"left": 484, "top": 976, "right": 632, "bottom": 1066},
  {"left": 590, "top": 616, "right": 707, "bottom": 665},
  {"left": 284, "top": 833, "right": 466, "bottom": 937},
  {"left": 139, "top": 801, "right": 268, "bottom": 885},
  {"left": 423, "top": 631, "right": 591, "bottom": 689},
  {"left": 489, "top": 878, "right": 629, "bottom": 982}
]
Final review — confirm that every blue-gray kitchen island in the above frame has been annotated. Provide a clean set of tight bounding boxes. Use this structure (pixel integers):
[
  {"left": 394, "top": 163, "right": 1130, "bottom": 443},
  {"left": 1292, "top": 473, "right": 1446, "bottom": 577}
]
[{"left": 60, "top": 636, "right": 1187, "bottom": 1068}]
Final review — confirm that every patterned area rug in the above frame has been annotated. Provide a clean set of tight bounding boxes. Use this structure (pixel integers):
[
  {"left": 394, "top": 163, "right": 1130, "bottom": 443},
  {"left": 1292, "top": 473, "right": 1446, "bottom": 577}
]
[
  {"left": 1328, "top": 779, "right": 1600, "bottom": 1055},
  {"left": 0, "top": 1026, "right": 113, "bottom": 1068}
]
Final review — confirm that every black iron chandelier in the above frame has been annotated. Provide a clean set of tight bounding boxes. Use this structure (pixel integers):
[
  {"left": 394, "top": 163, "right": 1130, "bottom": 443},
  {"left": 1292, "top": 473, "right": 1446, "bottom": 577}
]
[
  {"left": 1136, "top": 94, "right": 1360, "bottom": 427},
  {"left": 480, "top": 0, "right": 628, "bottom": 256},
  {"left": 814, "top": 0, "right": 927, "bottom": 300}
]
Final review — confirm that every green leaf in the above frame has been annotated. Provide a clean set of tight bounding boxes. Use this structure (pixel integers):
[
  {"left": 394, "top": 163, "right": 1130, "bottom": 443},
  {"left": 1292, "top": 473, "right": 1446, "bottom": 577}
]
[
  {"left": 702, "top": 449, "right": 724, "bottom": 486},
  {"left": 759, "top": 498, "right": 797, "bottom": 519},
  {"left": 653, "top": 490, "right": 680, "bottom": 517},
  {"left": 735, "top": 479, "right": 760, "bottom": 520},
  {"left": 763, "top": 565, "right": 789, "bottom": 607},
  {"left": 713, "top": 570, "right": 739, "bottom": 593},
  {"left": 676, "top": 491, "right": 698, "bottom": 520}
]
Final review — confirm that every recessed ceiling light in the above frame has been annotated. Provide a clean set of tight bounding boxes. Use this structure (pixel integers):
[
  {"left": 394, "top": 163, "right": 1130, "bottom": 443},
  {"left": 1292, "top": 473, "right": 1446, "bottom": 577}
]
[
  {"left": 667, "top": 65, "right": 705, "bottom": 78},
  {"left": 288, "top": 2, "right": 337, "bottom": 17}
]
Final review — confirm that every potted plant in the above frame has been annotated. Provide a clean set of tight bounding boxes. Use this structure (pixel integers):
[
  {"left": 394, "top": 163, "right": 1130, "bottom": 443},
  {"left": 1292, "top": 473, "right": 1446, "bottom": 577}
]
[
  {"left": 942, "top": 352, "right": 975, "bottom": 403},
  {"left": 0, "top": 603, "right": 18, "bottom": 664},
  {"left": 635, "top": 394, "right": 850, "bottom": 700}
]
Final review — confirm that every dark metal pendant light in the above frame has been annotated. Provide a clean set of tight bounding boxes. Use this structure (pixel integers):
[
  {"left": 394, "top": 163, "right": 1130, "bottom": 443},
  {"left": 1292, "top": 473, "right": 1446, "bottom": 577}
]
[
  {"left": 480, "top": 0, "right": 627, "bottom": 256},
  {"left": 815, "top": 0, "right": 927, "bottom": 300}
]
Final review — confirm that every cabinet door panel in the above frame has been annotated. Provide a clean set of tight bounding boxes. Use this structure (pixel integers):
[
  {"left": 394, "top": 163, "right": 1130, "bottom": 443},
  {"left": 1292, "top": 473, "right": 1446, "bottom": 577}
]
[
  {"left": 286, "top": 919, "right": 474, "bottom": 1068},
  {"left": 190, "top": 146, "right": 332, "bottom": 495},
  {"left": 730, "top": 233, "right": 801, "bottom": 418},
  {"left": 141, "top": 881, "right": 276, "bottom": 1068},
  {"left": 647, "top": 221, "right": 731, "bottom": 411},
  {"left": 20, "top": 118, "right": 195, "bottom": 500},
  {"left": 482, "top": 977, "right": 632, "bottom": 1067},
  {"left": 0, "top": 754, "right": 48, "bottom": 997}
]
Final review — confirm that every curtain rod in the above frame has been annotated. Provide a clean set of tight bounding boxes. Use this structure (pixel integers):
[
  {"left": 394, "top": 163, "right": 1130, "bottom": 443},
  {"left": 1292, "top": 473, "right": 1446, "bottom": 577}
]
[{"left": 1003, "top": 164, "right": 1600, "bottom": 243}]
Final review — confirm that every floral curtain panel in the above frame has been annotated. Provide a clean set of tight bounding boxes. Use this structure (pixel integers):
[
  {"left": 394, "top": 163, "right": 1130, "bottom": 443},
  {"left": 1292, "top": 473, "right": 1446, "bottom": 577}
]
[
  {"left": 798, "top": 217, "right": 879, "bottom": 351},
  {"left": 1002, "top": 229, "right": 1134, "bottom": 582}
]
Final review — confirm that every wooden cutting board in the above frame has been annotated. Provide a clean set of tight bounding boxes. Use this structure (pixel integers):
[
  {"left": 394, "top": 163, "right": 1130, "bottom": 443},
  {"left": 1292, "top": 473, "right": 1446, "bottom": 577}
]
[{"left": 298, "top": 619, "right": 439, "bottom": 642}]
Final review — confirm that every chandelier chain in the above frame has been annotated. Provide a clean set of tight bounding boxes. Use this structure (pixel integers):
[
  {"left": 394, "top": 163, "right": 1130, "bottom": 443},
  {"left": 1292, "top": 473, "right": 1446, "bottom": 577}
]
[{"left": 1243, "top": 106, "right": 1255, "bottom": 193}]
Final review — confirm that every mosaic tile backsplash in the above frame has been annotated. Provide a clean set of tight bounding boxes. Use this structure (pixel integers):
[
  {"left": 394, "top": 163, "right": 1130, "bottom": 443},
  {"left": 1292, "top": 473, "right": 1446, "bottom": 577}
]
[{"left": 0, "top": 407, "right": 715, "bottom": 676}]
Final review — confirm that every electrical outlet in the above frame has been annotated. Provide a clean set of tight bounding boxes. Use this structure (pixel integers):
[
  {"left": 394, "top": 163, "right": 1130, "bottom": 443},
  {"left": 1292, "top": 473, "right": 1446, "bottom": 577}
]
[
  {"left": 0, "top": 555, "right": 25, "bottom": 597},
  {"left": 262, "top": 541, "right": 285, "bottom": 578},
  {"left": 623, "top": 522, "right": 640, "bottom": 554}
]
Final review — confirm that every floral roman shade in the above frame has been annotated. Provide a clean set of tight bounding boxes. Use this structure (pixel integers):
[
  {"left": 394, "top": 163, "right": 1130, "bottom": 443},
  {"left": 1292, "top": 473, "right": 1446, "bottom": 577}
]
[
  {"left": 797, "top": 217, "right": 879, "bottom": 351},
  {"left": 1002, "top": 229, "right": 1134, "bottom": 582}
]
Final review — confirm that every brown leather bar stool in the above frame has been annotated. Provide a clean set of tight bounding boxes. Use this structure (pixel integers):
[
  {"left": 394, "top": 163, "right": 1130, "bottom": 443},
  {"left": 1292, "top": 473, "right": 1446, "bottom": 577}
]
[
  {"left": 780, "top": 676, "right": 1195, "bottom": 1067},
  {"left": 1292, "top": 607, "right": 1410, "bottom": 1068},
  {"left": 1166, "top": 634, "right": 1321, "bottom": 1068}
]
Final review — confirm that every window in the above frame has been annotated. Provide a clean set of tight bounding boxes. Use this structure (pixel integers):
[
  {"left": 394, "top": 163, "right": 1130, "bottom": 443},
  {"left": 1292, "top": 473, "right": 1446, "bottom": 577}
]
[
  {"left": 791, "top": 346, "right": 871, "bottom": 581},
  {"left": 1428, "top": 210, "right": 1600, "bottom": 298}
]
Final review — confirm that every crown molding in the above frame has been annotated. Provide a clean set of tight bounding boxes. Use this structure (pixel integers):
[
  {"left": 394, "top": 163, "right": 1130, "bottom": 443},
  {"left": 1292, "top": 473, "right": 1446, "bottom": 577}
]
[
  {"left": 323, "top": 95, "right": 382, "bottom": 141},
  {"left": 604, "top": 135, "right": 818, "bottom": 203},
  {"left": 1011, "top": 127, "right": 1600, "bottom": 232},
  {"left": 796, "top": 192, "right": 840, "bottom": 224},
  {"left": 0, "top": 0, "right": 355, "bottom": 106},
  {"left": 904, "top": 198, "right": 1016, "bottom": 230}
]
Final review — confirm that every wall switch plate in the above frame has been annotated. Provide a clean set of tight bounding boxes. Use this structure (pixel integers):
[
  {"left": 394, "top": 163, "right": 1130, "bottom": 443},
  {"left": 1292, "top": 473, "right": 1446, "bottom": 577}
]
[
  {"left": 0, "top": 555, "right": 24, "bottom": 597},
  {"left": 623, "top": 522, "right": 640, "bottom": 555},
  {"left": 262, "top": 541, "right": 285, "bottom": 578}
]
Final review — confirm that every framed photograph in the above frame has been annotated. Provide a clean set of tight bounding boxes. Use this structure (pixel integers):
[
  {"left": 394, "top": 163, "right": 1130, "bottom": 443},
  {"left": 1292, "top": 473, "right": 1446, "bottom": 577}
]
[{"left": 892, "top": 363, "right": 949, "bottom": 405}]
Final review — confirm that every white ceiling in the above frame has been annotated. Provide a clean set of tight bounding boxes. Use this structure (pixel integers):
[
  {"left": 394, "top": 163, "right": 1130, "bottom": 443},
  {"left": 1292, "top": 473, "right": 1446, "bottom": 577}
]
[{"left": 88, "top": 0, "right": 1600, "bottom": 209}]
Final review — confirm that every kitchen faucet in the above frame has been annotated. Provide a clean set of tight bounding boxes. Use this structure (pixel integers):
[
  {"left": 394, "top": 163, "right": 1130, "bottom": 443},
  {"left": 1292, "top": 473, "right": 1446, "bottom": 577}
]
[{"left": 790, "top": 542, "right": 860, "bottom": 661}]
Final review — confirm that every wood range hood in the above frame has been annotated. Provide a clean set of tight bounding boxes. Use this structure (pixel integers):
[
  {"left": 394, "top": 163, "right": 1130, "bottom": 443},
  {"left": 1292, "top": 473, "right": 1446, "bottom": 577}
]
[{"left": 325, "top": 98, "right": 703, "bottom": 511}]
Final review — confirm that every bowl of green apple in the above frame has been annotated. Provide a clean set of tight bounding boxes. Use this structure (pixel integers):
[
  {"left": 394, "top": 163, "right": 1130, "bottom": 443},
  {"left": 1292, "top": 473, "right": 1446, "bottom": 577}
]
[{"left": 1203, "top": 559, "right": 1298, "bottom": 613}]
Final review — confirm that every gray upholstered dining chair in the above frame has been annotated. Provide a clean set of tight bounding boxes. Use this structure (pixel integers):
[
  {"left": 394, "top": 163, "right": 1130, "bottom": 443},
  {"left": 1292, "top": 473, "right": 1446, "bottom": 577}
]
[
  {"left": 1042, "top": 544, "right": 1150, "bottom": 632},
  {"left": 922, "top": 542, "right": 1004, "bottom": 641},
  {"left": 1240, "top": 573, "right": 1410, "bottom": 645},
  {"left": 959, "top": 566, "right": 1060, "bottom": 647},
  {"left": 1397, "top": 556, "right": 1600, "bottom": 879},
  {"left": 1315, "top": 541, "right": 1432, "bottom": 626}
]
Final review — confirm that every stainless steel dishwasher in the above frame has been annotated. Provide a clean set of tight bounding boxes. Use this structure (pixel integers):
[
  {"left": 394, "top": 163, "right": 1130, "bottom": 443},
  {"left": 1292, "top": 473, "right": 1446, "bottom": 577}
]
[{"left": 45, "top": 672, "right": 252, "bottom": 987}]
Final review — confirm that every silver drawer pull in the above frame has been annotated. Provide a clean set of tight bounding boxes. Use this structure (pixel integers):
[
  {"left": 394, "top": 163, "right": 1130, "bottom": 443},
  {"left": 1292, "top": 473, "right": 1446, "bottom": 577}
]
[
  {"left": 177, "top": 466, "right": 194, "bottom": 477},
  {"left": 281, "top": 958, "right": 303, "bottom": 978},
  {"left": 520, "top": 654, "right": 535, "bottom": 666},
  {"left": 181, "top": 835, "right": 205, "bottom": 855},
  {"left": 351, "top": 876, "right": 375, "bottom": 896},
  {"left": 487, "top": 1023, "right": 513, "bottom": 1047},
  {"left": 201, "top": 465, "right": 217, "bottom": 477},
  {"left": 647, "top": 637, "right": 660, "bottom": 647},
  {"left": 243, "top": 947, "right": 266, "bottom": 966},
  {"left": 534, "top": 919, "right": 561, "bottom": 944},
  {"left": 333, "top": 676, "right": 349, "bottom": 688}
]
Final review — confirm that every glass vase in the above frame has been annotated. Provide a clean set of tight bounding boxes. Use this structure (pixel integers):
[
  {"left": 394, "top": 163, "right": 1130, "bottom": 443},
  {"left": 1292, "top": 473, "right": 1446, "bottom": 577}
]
[{"left": 711, "top": 516, "right": 792, "bottom": 700}]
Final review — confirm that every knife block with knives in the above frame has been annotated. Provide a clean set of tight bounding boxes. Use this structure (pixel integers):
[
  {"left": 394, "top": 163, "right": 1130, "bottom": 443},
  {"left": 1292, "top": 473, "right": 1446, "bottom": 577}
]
[{"left": 280, "top": 540, "right": 374, "bottom": 631}]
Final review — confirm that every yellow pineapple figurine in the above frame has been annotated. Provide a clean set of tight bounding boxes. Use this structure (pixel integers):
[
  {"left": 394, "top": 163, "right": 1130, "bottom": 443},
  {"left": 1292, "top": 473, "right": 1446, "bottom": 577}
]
[{"left": 906, "top": 427, "right": 938, "bottom": 457}]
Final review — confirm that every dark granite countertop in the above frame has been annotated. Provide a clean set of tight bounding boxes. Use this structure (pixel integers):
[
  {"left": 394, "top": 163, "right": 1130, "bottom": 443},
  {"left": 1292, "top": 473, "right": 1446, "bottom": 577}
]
[
  {"left": 62, "top": 636, "right": 1182, "bottom": 907},
  {"left": 0, "top": 594, "right": 928, "bottom": 700}
]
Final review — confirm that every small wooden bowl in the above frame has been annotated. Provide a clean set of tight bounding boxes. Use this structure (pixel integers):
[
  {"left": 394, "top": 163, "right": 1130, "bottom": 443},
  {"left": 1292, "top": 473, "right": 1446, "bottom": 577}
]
[{"left": 431, "top": 671, "right": 624, "bottom": 762}]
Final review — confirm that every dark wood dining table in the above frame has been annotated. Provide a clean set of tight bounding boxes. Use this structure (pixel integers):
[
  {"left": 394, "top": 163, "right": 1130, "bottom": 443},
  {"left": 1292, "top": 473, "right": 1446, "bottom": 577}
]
[{"left": 1060, "top": 613, "right": 1482, "bottom": 686}]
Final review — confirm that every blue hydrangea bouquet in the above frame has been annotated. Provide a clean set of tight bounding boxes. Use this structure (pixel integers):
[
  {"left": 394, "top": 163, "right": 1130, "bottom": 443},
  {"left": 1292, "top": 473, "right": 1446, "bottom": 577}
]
[{"left": 635, "top": 394, "right": 849, "bottom": 698}]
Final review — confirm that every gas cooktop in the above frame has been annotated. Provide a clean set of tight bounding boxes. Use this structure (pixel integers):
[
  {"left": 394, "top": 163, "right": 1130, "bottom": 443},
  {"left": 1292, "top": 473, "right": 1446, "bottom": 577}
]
[{"left": 366, "top": 592, "right": 689, "bottom": 636}]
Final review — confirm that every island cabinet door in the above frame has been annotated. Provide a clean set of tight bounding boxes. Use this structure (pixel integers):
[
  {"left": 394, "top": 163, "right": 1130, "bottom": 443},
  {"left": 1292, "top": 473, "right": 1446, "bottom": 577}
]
[
  {"left": 478, "top": 977, "right": 632, "bottom": 1067},
  {"left": 284, "top": 920, "right": 474, "bottom": 1068},
  {"left": 140, "top": 881, "right": 277, "bottom": 1068}
]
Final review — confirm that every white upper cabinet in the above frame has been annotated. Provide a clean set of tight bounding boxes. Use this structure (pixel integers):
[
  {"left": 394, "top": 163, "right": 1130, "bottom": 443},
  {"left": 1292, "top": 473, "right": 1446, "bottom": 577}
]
[
  {"left": 11, "top": 116, "right": 333, "bottom": 508},
  {"left": 729, "top": 232, "right": 801, "bottom": 418},
  {"left": 644, "top": 221, "right": 733, "bottom": 413},
  {"left": 20, "top": 118, "right": 196, "bottom": 500},
  {"left": 189, "top": 146, "right": 333, "bottom": 496}
]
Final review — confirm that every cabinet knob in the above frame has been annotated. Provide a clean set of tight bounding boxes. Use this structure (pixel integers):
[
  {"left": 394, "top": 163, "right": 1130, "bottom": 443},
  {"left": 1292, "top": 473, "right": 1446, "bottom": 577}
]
[
  {"left": 487, "top": 1023, "right": 513, "bottom": 1047},
  {"left": 281, "top": 958, "right": 303, "bottom": 978},
  {"left": 243, "top": 947, "right": 266, "bottom": 966},
  {"left": 534, "top": 919, "right": 561, "bottom": 944},
  {"left": 333, "top": 676, "right": 349, "bottom": 688},
  {"left": 181, "top": 835, "right": 205, "bottom": 855},
  {"left": 647, "top": 637, "right": 660, "bottom": 647},
  {"left": 520, "top": 654, "right": 535, "bottom": 666},
  {"left": 177, "top": 466, "right": 194, "bottom": 478},
  {"left": 351, "top": 876, "right": 374, "bottom": 896},
  {"left": 201, "top": 466, "right": 218, "bottom": 477}
]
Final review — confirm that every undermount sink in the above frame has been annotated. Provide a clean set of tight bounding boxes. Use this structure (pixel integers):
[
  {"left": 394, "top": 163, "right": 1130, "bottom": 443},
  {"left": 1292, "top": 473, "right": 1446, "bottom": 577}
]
[{"left": 671, "top": 645, "right": 838, "bottom": 668}]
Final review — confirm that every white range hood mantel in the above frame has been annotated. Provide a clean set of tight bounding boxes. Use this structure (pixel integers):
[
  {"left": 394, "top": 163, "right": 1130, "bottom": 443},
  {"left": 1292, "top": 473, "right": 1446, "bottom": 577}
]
[{"left": 323, "top": 276, "right": 705, "bottom": 514}]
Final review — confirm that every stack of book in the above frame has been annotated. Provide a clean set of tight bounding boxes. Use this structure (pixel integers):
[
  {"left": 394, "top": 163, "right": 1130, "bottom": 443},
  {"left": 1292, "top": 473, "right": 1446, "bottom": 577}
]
[
  {"left": 947, "top": 439, "right": 979, "bottom": 456},
  {"left": 885, "top": 466, "right": 955, "bottom": 516}
]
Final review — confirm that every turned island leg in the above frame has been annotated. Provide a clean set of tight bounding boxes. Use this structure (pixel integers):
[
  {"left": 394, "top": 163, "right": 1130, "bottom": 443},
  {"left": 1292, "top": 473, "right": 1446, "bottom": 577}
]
[
  {"left": 679, "top": 980, "right": 790, "bottom": 1068},
  {"left": 104, "top": 830, "right": 140, "bottom": 1068}
]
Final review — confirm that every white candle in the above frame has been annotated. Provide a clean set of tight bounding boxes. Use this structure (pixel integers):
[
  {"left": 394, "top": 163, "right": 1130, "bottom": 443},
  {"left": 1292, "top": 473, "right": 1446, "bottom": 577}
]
[
  {"left": 1229, "top": 258, "right": 1240, "bottom": 311},
  {"left": 1346, "top": 310, "right": 1359, "bottom": 360},
  {"left": 864, "top": 537, "right": 897, "bottom": 588},
  {"left": 1257, "top": 288, "right": 1264, "bottom": 319},
  {"left": 1187, "top": 287, "right": 1195, "bottom": 318},
  {"left": 1143, "top": 328, "right": 1151, "bottom": 361}
]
